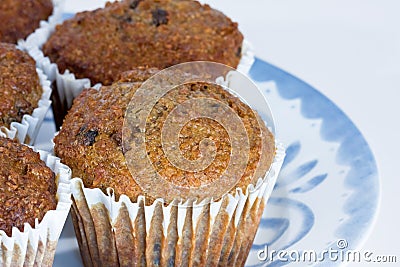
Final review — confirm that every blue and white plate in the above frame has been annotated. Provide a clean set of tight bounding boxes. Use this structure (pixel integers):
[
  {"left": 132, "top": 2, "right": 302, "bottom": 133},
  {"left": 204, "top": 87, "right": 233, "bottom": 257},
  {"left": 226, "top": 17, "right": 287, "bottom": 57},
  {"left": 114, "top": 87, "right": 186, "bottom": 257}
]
[
  {"left": 37, "top": 58, "right": 379, "bottom": 266},
  {"left": 246, "top": 59, "right": 379, "bottom": 266}
]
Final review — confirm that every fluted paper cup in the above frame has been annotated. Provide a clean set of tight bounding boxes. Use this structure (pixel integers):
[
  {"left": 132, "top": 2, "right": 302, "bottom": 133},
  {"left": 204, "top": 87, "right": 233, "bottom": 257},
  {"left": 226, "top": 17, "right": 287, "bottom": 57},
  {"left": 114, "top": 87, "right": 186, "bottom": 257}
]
[{"left": 70, "top": 142, "right": 283, "bottom": 266}]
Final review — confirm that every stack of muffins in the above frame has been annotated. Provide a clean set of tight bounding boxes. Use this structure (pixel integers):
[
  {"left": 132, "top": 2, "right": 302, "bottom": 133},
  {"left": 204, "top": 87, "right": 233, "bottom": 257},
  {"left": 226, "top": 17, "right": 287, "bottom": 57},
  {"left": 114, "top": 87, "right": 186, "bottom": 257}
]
[
  {"left": 15, "top": 0, "right": 285, "bottom": 266},
  {"left": 0, "top": 1, "right": 72, "bottom": 267}
]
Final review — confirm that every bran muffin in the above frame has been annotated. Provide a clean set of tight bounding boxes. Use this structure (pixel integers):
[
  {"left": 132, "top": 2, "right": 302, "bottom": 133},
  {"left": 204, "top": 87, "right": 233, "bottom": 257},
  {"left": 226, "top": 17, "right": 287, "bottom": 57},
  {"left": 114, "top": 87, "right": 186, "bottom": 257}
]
[
  {"left": 54, "top": 70, "right": 275, "bottom": 202},
  {"left": 0, "top": 0, "right": 53, "bottom": 44},
  {"left": 0, "top": 43, "right": 43, "bottom": 129},
  {"left": 55, "top": 67, "right": 284, "bottom": 266},
  {"left": 0, "top": 136, "right": 72, "bottom": 266},
  {"left": 43, "top": 0, "right": 244, "bottom": 86},
  {"left": 0, "top": 136, "right": 56, "bottom": 237}
]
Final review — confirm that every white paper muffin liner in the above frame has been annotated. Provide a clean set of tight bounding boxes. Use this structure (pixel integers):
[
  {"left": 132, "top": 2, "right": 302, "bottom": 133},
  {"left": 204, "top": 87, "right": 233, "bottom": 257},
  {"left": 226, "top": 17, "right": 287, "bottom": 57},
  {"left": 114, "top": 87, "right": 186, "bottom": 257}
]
[
  {"left": 20, "top": 2, "right": 255, "bottom": 113},
  {"left": 70, "top": 143, "right": 284, "bottom": 266},
  {"left": 0, "top": 148, "right": 72, "bottom": 267}
]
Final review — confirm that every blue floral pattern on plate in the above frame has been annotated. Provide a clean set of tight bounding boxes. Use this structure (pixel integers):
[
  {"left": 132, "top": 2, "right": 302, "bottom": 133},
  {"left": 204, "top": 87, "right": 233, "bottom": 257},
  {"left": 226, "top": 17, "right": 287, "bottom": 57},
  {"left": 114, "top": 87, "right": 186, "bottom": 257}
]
[{"left": 245, "top": 59, "right": 379, "bottom": 266}]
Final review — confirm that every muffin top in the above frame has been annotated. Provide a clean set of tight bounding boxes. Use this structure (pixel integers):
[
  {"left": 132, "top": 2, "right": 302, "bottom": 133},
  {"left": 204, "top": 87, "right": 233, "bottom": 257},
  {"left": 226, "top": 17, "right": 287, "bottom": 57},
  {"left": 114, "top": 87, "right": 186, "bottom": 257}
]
[
  {"left": 43, "top": 0, "right": 244, "bottom": 86},
  {"left": 54, "top": 69, "right": 275, "bottom": 203},
  {"left": 0, "top": 137, "right": 57, "bottom": 237},
  {"left": 0, "top": 0, "right": 53, "bottom": 44},
  {"left": 0, "top": 43, "right": 43, "bottom": 129}
]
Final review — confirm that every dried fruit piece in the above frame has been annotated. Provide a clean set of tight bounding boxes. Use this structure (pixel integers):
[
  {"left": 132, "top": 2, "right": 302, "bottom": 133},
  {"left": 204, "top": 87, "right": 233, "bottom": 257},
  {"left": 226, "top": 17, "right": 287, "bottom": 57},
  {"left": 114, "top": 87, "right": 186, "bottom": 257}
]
[{"left": 152, "top": 8, "right": 169, "bottom": 27}]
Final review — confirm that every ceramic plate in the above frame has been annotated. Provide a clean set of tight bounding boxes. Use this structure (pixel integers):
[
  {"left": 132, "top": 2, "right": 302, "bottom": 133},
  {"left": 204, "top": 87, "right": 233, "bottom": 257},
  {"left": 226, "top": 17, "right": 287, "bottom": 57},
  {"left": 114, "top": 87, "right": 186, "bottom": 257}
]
[{"left": 35, "top": 58, "right": 379, "bottom": 266}]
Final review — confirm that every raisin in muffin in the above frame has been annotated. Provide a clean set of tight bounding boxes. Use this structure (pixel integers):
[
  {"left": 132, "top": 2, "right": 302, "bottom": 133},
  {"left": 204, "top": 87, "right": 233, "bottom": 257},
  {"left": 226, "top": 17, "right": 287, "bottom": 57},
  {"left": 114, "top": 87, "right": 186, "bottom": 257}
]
[
  {"left": 0, "top": 43, "right": 43, "bottom": 129},
  {"left": 0, "top": 0, "right": 53, "bottom": 44},
  {"left": 43, "top": 0, "right": 244, "bottom": 86}
]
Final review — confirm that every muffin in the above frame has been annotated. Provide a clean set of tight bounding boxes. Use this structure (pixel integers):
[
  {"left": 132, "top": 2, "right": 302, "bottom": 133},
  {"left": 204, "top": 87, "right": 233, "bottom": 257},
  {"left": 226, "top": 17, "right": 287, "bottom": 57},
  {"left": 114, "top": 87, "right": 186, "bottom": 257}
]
[
  {"left": 24, "top": 0, "right": 253, "bottom": 130},
  {"left": 0, "top": 137, "right": 56, "bottom": 236},
  {"left": 55, "top": 64, "right": 285, "bottom": 266},
  {"left": 0, "top": 0, "right": 53, "bottom": 44},
  {"left": 43, "top": 0, "right": 243, "bottom": 86},
  {"left": 0, "top": 42, "right": 51, "bottom": 144},
  {"left": 0, "top": 43, "right": 42, "bottom": 129},
  {"left": 0, "top": 136, "right": 72, "bottom": 266},
  {"left": 56, "top": 70, "right": 274, "bottom": 201}
]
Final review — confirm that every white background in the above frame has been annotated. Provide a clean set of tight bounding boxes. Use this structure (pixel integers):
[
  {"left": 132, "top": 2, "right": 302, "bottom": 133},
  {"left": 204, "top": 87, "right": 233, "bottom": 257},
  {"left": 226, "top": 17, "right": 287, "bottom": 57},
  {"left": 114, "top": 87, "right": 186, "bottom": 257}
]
[{"left": 65, "top": 1, "right": 400, "bottom": 265}]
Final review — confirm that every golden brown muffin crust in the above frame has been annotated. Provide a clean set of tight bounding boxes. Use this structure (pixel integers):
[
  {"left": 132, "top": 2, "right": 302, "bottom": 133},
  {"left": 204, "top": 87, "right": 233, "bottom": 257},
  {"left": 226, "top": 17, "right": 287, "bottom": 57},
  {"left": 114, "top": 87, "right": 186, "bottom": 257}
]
[
  {"left": 43, "top": 0, "right": 244, "bottom": 85},
  {"left": 55, "top": 81, "right": 143, "bottom": 200},
  {"left": 0, "top": 0, "right": 53, "bottom": 44},
  {"left": 54, "top": 70, "right": 275, "bottom": 203},
  {"left": 0, "top": 43, "right": 43, "bottom": 128},
  {"left": 116, "top": 67, "right": 160, "bottom": 83},
  {"left": 0, "top": 137, "right": 57, "bottom": 237}
]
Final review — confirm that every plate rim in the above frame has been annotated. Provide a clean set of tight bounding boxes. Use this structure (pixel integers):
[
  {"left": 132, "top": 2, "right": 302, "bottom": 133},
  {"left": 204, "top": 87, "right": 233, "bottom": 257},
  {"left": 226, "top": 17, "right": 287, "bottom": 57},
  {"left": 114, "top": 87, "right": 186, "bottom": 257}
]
[{"left": 248, "top": 57, "right": 381, "bottom": 265}]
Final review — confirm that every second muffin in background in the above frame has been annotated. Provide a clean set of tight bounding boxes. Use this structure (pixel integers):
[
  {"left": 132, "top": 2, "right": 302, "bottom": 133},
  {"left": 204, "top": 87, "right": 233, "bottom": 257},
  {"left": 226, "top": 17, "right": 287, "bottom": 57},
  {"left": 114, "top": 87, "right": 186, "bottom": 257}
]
[
  {"left": 0, "top": 42, "right": 51, "bottom": 144},
  {"left": 43, "top": 0, "right": 244, "bottom": 86},
  {"left": 0, "top": 43, "right": 42, "bottom": 129},
  {"left": 0, "top": 0, "right": 53, "bottom": 44}
]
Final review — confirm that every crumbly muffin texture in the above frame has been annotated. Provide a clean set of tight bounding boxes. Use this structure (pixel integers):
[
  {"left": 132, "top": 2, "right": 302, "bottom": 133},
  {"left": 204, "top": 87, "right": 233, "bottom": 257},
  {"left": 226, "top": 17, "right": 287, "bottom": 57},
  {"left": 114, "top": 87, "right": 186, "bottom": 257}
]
[
  {"left": 0, "top": 137, "right": 57, "bottom": 237},
  {"left": 0, "top": 43, "right": 43, "bottom": 129},
  {"left": 43, "top": 0, "right": 244, "bottom": 85},
  {"left": 116, "top": 67, "right": 160, "bottom": 83},
  {"left": 54, "top": 70, "right": 275, "bottom": 202},
  {"left": 55, "top": 82, "right": 142, "bottom": 200},
  {"left": 0, "top": 0, "right": 53, "bottom": 44}
]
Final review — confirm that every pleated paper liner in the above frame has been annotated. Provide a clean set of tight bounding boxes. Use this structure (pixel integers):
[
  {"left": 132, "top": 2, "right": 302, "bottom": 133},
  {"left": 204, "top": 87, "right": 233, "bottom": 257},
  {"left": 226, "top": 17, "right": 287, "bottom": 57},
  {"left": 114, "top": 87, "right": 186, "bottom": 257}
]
[
  {"left": 0, "top": 149, "right": 72, "bottom": 267},
  {"left": 69, "top": 143, "right": 284, "bottom": 267}
]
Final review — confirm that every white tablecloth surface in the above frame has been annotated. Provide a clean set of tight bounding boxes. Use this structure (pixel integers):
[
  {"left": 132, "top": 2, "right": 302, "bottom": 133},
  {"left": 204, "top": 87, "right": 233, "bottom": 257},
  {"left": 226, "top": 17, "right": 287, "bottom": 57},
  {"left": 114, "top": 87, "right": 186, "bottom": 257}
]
[{"left": 63, "top": 1, "right": 400, "bottom": 266}]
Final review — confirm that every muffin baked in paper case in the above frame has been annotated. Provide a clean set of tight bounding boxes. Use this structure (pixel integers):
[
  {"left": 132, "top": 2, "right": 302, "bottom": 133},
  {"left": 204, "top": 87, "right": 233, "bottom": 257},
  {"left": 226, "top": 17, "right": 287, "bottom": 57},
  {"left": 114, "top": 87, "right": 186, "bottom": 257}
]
[
  {"left": 0, "top": 149, "right": 72, "bottom": 267},
  {"left": 70, "top": 144, "right": 284, "bottom": 266},
  {"left": 0, "top": 51, "right": 51, "bottom": 145},
  {"left": 0, "top": 0, "right": 64, "bottom": 144},
  {"left": 54, "top": 62, "right": 285, "bottom": 266}
]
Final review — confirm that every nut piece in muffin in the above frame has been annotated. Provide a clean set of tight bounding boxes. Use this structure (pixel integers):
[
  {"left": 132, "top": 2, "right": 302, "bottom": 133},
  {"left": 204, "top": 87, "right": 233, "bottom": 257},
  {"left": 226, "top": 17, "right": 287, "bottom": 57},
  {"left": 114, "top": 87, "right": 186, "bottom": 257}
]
[
  {"left": 0, "top": 43, "right": 43, "bottom": 129},
  {"left": 43, "top": 0, "right": 244, "bottom": 86},
  {"left": 54, "top": 69, "right": 275, "bottom": 203},
  {"left": 0, "top": 136, "right": 57, "bottom": 237},
  {"left": 0, "top": 0, "right": 53, "bottom": 44}
]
